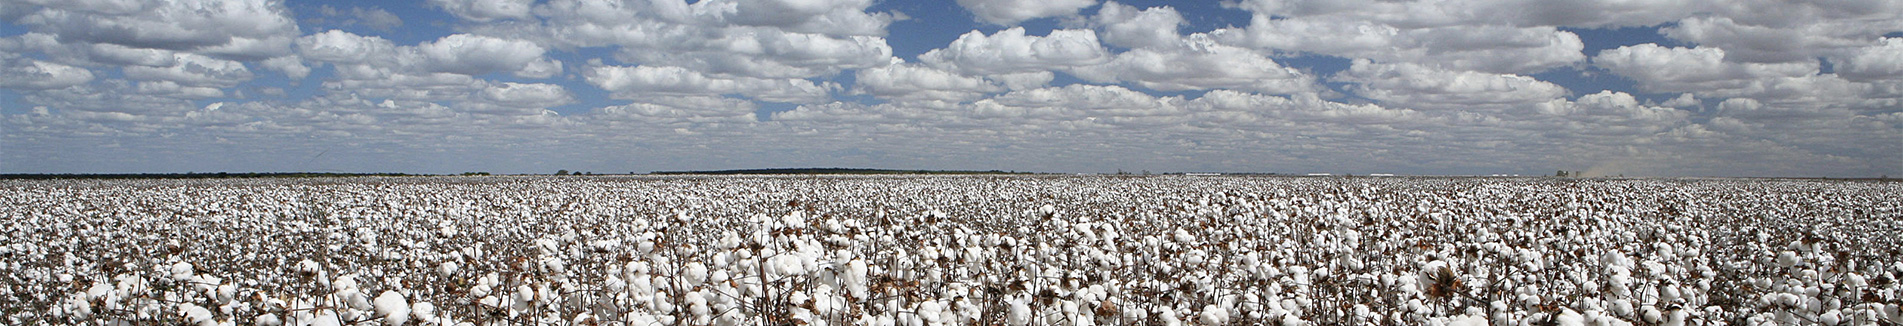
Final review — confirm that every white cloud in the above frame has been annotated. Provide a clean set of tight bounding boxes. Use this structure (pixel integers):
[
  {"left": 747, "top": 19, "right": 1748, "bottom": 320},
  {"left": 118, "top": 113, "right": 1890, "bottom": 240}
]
[
  {"left": 480, "top": 82, "right": 575, "bottom": 108},
  {"left": 0, "top": 57, "right": 95, "bottom": 90},
  {"left": 122, "top": 53, "right": 254, "bottom": 88},
  {"left": 417, "top": 34, "right": 560, "bottom": 78},
  {"left": 1069, "top": 37, "right": 1313, "bottom": 94},
  {"left": 955, "top": 0, "right": 1098, "bottom": 25},
  {"left": 3, "top": 0, "right": 300, "bottom": 59},
  {"left": 919, "top": 28, "right": 1112, "bottom": 76},
  {"left": 296, "top": 30, "right": 398, "bottom": 64},
  {"left": 586, "top": 65, "right": 834, "bottom": 103},
  {"left": 135, "top": 80, "right": 225, "bottom": 99},
  {"left": 1535, "top": 91, "right": 1689, "bottom": 135},
  {"left": 716, "top": 0, "right": 896, "bottom": 36},
  {"left": 259, "top": 56, "right": 310, "bottom": 80},
  {"left": 1228, "top": 0, "right": 1701, "bottom": 29},
  {"left": 852, "top": 60, "right": 1003, "bottom": 102},
  {"left": 1837, "top": 38, "right": 1903, "bottom": 82},
  {"left": 1090, "top": 2, "right": 1183, "bottom": 49},
  {"left": 610, "top": 28, "right": 891, "bottom": 78},
  {"left": 1333, "top": 59, "right": 1567, "bottom": 109},
  {"left": 1592, "top": 44, "right": 1817, "bottom": 93},
  {"left": 1217, "top": 19, "right": 1584, "bottom": 74},
  {"left": 429, "top": 0, "right": 535, "bottom": 22},
  {"left": 316, "top": 5, "right": 405, "bottom": 31},
  {"left": 593, "top": 96, "right": 757, "bottom": 124}
]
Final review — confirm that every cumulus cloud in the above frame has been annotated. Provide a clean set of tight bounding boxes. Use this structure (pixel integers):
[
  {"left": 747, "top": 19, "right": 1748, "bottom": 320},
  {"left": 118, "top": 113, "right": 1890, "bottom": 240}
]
[
  {"left": 852, "top": 60, "right": 1004, "bottom": 103},
  {"left": 586, "top": 65, "right": 835, "bottom": 103},
  {"left": 0, "top": 57, "right": 95, "bottom": 90},
  {"left": 1837, "top": 38, "right": 1903, "bottom": 82},
  {"left": 429, "top": 0, "right": 535, "bottom": 22},
  {"left": 0, "top": 33, "right": 179, "bottom": 67},
  {"left": 1217, "top": 19, "right": 1584, "bottom": 74},
  {"left": 315, "top": 5, "right": 405, "bottom": 31},
  {"left": 496, "top": 0, "right": 896, "bottom": 79},
  {"left": 1069, "top": 37, "right": 1313, "bottom": 94},
  {"left": 956, "top": 0, "right": 1098, "bottom": 25},
  {"left": 290, "top": 31, "right": 566, "bottom": 102},
  {"left": 2, "top": 0, "right": 300, "bottom": 59},
  {"left": 919, "top": 28, "right": 1112, "bottom": 76},
  {"left": 121, "top": 53, "right": 254, "bottom": 88},
  {"left": 296, "top": 30, "right": 398, "bottom": 64},
  {"left": 416, "top": 34, "right": 561, "bottom": 78},
  {"left": 1592, "top": 44, "right": 1817, "bottom": 93},
  {"left": 1333, "top": 59, "right": 1567, "bottom": 109},
  {"left": 1091, "top": 2, "right": 1184, "bottom": 49},
  {"left": 1536, "top": 91, "right": 1689, "bottom": 135}
]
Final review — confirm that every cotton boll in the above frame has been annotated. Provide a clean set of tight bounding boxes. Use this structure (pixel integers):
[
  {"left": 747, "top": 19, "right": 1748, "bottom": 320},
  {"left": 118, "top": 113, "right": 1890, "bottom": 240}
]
[
  {"left": 1819, "top": 309, "right": 1841, "bottom": 326},
  {"left": 254, "top": 313, "right": 282, "bottom": 326},
  {"left": 374, "top": 291, "right": 410, "bottom": 326},
  {"left": 685, "top": 262, "right": 709, "bottom": 286},
  {"left": 1007, "top": 300, "right": 1032, "bottom": 326},
  {"left": 1777, "top": 251, "right": 1801, "bottom": 268},
  {"left": 1199, "top": 304, "right": 1229, "bottom": 325},
  {"left": 412, "top": 301, "right": 436, "bottom": 322},
  {"left": 171, "top": 262, "right": 195, "bottom": 282},
  {"left": 179, "top": 303, "right": 215, "bottom": 325},
  {"left": 439, "top": 261, "right": 458, "bottom": 277},
  {"left": 1447, "top": 314, "right": 1487, "bottom": 326}
]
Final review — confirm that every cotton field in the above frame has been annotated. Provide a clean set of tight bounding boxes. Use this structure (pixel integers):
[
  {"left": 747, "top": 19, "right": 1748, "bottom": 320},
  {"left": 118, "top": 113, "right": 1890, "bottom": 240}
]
[{"left": 4, "top": 176, "right": 1902, "bottom": 326}]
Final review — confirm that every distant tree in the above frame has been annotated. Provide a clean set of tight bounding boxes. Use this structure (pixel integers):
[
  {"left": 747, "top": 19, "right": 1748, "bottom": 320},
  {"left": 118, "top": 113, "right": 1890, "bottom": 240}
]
[
  {"left": 1557, "top": 170, "right": 1569, "bottom": 177},
  {"left": 556, "top": 170, "right": 570, "bottom": 175}
]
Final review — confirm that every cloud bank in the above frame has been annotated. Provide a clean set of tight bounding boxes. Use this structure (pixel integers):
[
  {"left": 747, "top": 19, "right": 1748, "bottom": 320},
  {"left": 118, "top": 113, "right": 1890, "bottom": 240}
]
[{"left": 1, "top": 0, "right": 1898, "bottom": 176}]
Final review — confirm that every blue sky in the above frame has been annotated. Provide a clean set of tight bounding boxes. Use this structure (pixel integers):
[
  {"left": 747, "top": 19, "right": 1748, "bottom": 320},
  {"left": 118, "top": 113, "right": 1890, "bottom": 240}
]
[{"left": 2, "top": 0, "right": 1899, "bottom": 176}]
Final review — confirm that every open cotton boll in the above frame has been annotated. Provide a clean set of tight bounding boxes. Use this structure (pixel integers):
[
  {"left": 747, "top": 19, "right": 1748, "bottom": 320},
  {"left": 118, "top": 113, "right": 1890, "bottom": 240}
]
[
  {"left": 171, "top": 262, "right": 195, "bottom": 282},
  {"left": 439, "top": 261, "right": 458, "bottom": 277},
  {"left": 685, "top": 262, "right": 709, "bottom": 286},
  {"left": 412, "top": 301, "right": 436, "bottom": 322},
  {"left": 1007, "top": 300, "right": 1032, "bottom": 326},
  {"left": 1777, "top": 251, "right": 1801, "bottom": 268},
  {"left": 1199, "top": 304, "right": 1229, "bottom": 325},
  {"left": 374, "top": 291, "right": 410, "bottom": 326},
  {"left": 1445, "top": 314, "right": 1487, "bottom": 326},
  {"left": 255, "top": 313, "right": 282, "bottom": 326},
  {"left": 179, "top": 303, "right": 215, "bottom": 326}
]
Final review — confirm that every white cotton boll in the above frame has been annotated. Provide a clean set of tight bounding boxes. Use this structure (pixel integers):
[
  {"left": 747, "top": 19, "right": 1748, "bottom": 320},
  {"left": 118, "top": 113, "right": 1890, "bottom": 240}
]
[
  {"left": 297, "top": 259, "right": 321, "bottom": 275},
  {"left": 1641, "top": 306, "right": 1662, "bottom": 324},
  {"left": 412, "top": 302, "right": 436, "bottom": 322},
  {"left": 216, "top": 283, "right": 237, "bottom": 304},
  {"left": 334, "top": 274, "right": 360, "bottom": 292},
  {"left": 1556, "top": 308, "right": 1585, "bottom": 326},
  {"left": 374, "top": 291, "right": 410, "bottom": 326},
  {"left": 1818, "top": 310, "right": 1840, "bottom": 326},
  {"left": 171, "top": 262, "right": 195, "bottom": 282},
  {"left": 469, "top": 284, "right": 491, "bottom": 298},
  {"left": 1660, "top": 285, "right": 1681, "bottom": 303},
  {"left": 1007, "top": 300, "right": 1032, "bottom": 326},
  {"left": 1777, "top": 251, "right": 1801, "bottom": 268},
  {"left": 918, "top": 301, "right": 946, "bottom": 324},
  {"left": 439, "top": 261, "right": 458, "bottom": 277},
  {"left": 1447, "top": 314, "right": 1487, "bottom": 326},
  {"left": 1846, "top": 273, "right": 1868, "bottom": 289},
  {"left": 179, "top": 303, "right": 215, "bottom": 325},
  {"left": 1199, "top": 304, "right": 1229, "bottom": 325},
  {"left": 685, "top": 262, "right": 709, "bottom": 286},
  {"left": 254, "top": 313, "right": 282, "bottom": 326},
  {"left": 308, "top": 310, "right": 342, "bottom": 326}
]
